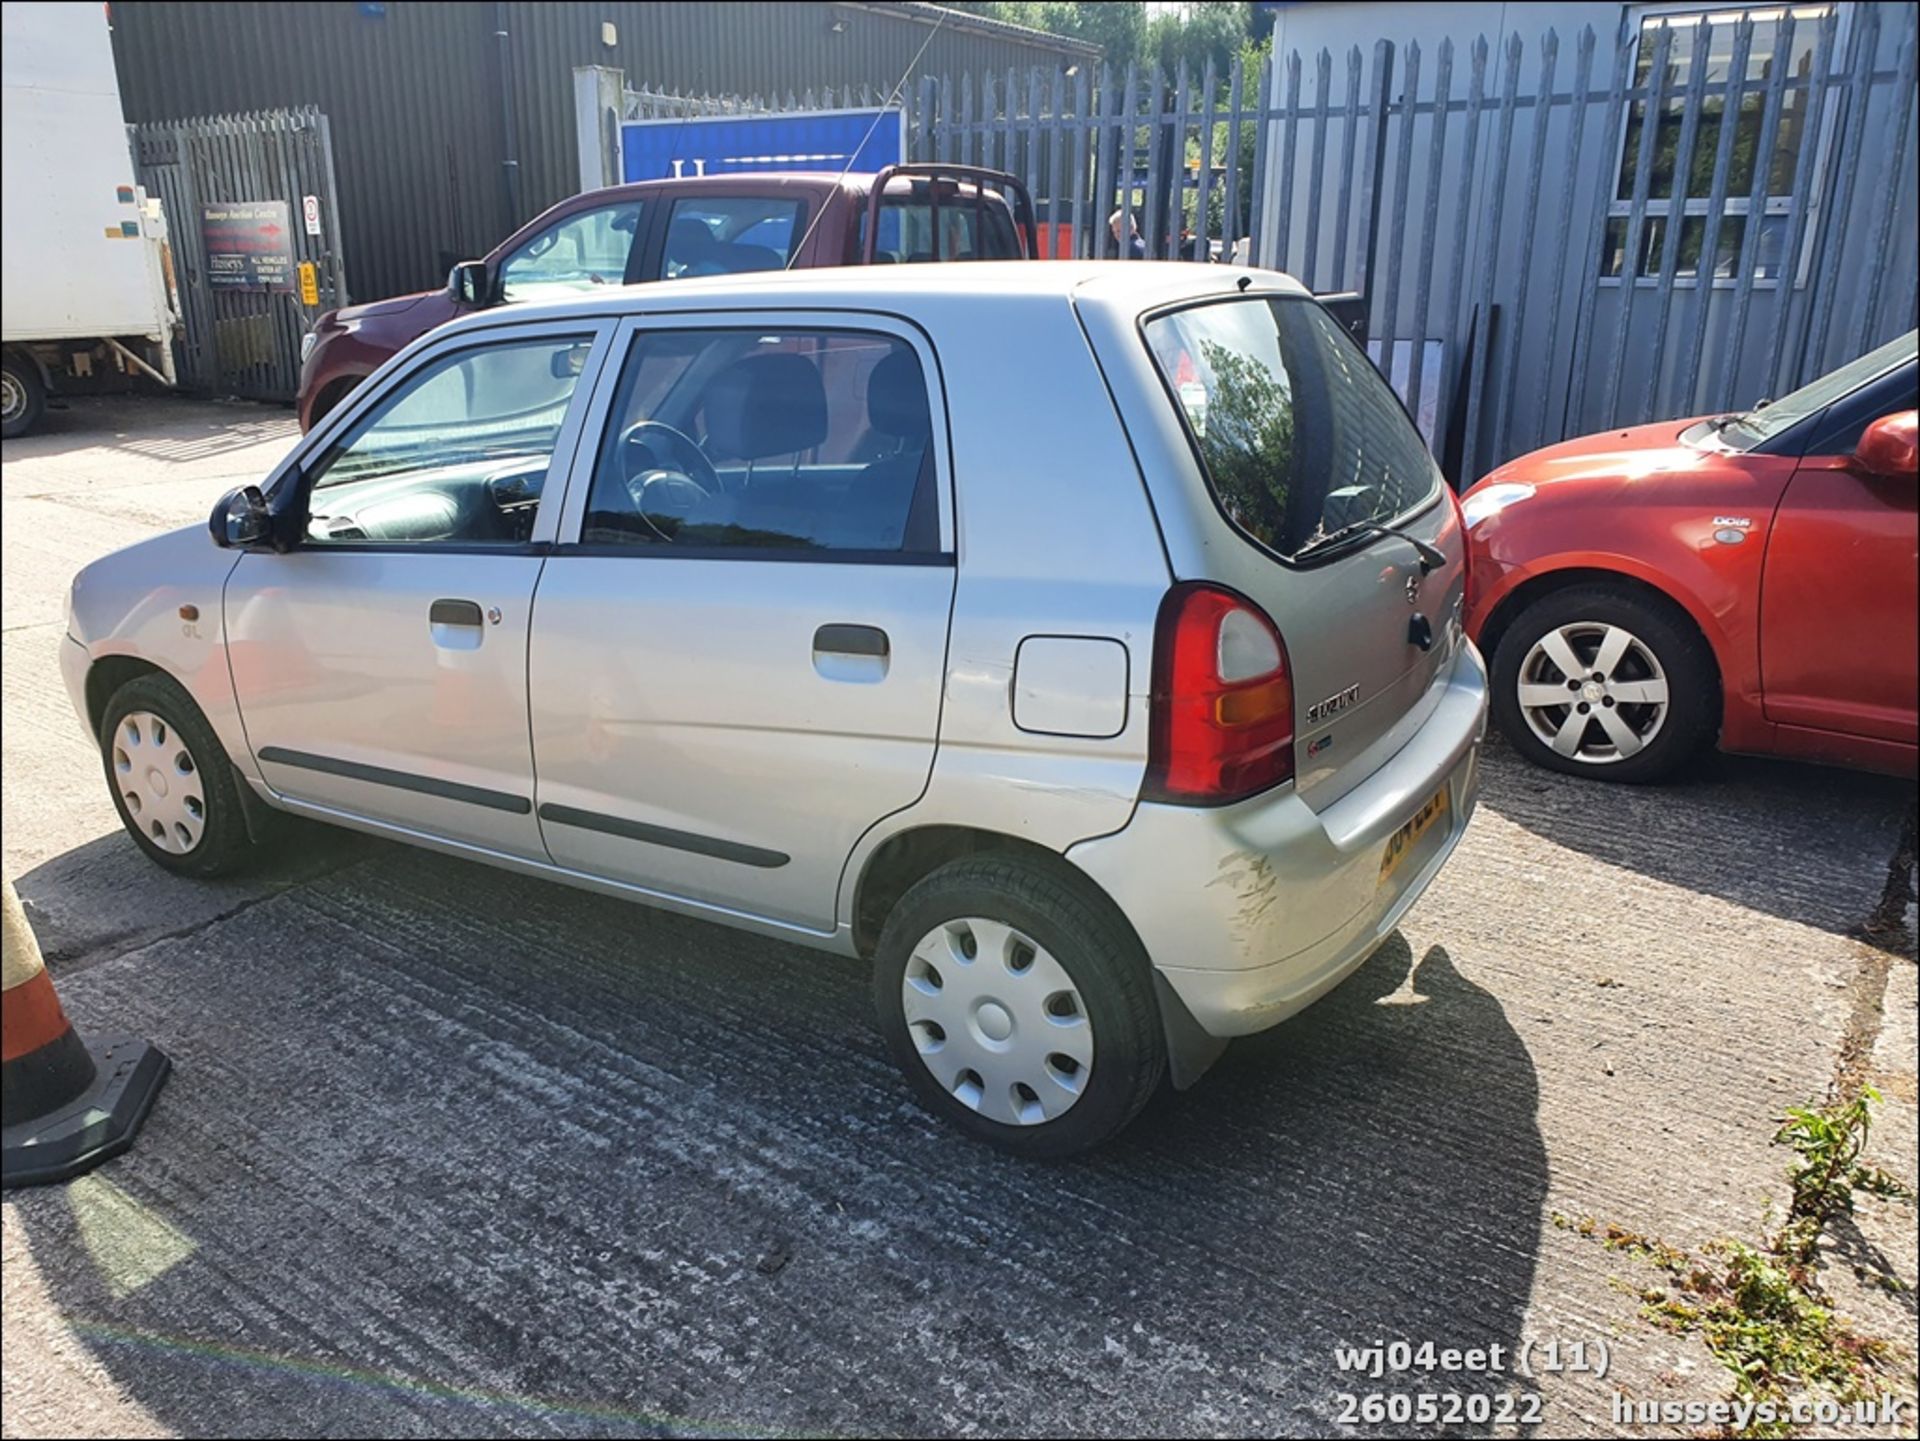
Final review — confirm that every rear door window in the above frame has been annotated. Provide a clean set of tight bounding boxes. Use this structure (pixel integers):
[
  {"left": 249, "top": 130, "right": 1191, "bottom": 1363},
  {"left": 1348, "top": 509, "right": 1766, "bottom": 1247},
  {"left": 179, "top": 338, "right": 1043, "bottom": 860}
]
[
  {"left": 662, "top": 197, "right": 805, "bottom": 278},
  {"left": 1144, "top": 297, "right": 1442, "bottom": 563},
  {"left": 578, "top": 328, "right": 941, "bottom": 557}
]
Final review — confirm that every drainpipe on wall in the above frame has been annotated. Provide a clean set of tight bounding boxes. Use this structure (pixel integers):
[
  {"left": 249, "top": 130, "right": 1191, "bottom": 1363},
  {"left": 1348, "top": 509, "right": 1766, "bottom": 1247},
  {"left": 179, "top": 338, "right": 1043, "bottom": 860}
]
[{"left": 494, "top": 1, "right": 523, "bottom": 229}]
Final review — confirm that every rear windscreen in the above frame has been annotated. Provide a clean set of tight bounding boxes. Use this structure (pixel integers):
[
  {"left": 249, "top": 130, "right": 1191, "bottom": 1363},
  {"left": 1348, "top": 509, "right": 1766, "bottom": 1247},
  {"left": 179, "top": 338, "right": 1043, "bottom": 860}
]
[
  {"left": 1144, "top": 297, "right": 1441, "bottom": 562},
  {"left": 862, "top": 187, "right": 1021, "bottom": 263}
]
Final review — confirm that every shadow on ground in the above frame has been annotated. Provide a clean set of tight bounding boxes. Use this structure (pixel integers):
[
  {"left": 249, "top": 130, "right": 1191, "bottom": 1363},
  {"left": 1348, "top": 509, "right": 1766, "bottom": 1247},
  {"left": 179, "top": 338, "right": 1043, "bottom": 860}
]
[
  {"left": 12, "top": 843, "right": 1545, "bottom": 1438},
  {"left": 1, "top": 395, "right": 295, "bottom": 467},
  {"left": 1478, "top": 731, "right": 1917, "bottom": 949},
  {"left": 20, "top": 821, "right": 371, "bottom": 977}
]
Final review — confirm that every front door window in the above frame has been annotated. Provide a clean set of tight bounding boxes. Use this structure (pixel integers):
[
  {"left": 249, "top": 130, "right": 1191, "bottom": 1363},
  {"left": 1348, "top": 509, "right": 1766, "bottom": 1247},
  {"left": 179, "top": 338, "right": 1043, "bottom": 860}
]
[
  {"left": 499, "top": 203, "right": 643, "bottom": 302},
  {"left": 302, "top": 335, "right": 594, "bottom": 547}
]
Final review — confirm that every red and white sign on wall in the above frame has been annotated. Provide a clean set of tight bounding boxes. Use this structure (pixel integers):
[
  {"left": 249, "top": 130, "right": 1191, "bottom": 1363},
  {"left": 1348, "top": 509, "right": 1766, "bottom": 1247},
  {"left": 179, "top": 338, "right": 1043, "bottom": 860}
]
[{"left": 201, "top": 201, "right": 294, "bottom": 291}]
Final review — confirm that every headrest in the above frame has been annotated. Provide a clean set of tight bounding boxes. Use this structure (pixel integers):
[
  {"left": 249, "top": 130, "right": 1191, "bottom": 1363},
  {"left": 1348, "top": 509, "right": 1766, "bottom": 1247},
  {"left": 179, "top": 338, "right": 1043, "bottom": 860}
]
[
  {"left": 668, "top": 218, "right": 717, "bottom": 260},
  {"left": 868, "top": 348, "right": 929, "bottom": 439},
  {"left": 703, "top": 352, "right": 828, "bottom": 460},
  {"left": 716, "top": 243, "right": 783, "bottom": 274}
]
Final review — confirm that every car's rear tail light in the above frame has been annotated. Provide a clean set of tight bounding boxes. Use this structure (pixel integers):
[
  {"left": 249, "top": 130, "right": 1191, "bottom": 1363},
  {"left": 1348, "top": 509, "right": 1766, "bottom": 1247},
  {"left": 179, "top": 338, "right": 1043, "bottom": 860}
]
[{"left": 1144, "top": 583, "right": 1295, "bottom": 805}]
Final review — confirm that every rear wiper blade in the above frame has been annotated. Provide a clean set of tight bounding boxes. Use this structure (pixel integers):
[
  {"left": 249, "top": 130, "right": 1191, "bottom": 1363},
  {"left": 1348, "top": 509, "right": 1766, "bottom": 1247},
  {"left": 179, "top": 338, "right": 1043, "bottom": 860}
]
[
  {"left": 1294, "top": 520, "right": 1371, "bottom": 562},
  {"left": 1299, "top": 518, "right": 1447, "bottom": 573}
]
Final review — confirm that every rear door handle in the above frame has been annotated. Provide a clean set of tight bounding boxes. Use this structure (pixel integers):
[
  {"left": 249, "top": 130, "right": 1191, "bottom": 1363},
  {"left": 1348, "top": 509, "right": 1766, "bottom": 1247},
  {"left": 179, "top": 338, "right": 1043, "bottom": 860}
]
[
  {"left": 812, "top": 624, "right": 890, "bottom": 683},
  {"left": 813, "top": 624, "right": 889, "bottom": 658}
]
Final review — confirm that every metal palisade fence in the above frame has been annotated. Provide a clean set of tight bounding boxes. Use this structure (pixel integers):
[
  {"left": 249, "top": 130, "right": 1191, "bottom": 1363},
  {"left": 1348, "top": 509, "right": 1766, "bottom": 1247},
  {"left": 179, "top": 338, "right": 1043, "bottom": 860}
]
[
  {"left": 132, "top": 108, "right": 349, "bottom": 402},
  {"left": 625, "top": 83, "right": 891, "bottom": 120},
  {"left": 803, "top": 2, "right": 1919, "bottom": 481}
]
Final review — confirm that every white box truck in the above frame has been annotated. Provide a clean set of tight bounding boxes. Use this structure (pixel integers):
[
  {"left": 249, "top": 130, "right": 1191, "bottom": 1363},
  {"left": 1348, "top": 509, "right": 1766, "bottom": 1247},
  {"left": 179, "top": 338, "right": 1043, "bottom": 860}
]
[{"left": 2, "top": 0, "right": 179, "bottom": 438}]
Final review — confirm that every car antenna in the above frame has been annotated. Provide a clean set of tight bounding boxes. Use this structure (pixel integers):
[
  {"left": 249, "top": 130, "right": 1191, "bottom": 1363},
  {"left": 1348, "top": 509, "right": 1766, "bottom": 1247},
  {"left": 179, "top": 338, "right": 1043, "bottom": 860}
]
[{"left": 783, "top": 9, "right": 947, "bottom": 270}]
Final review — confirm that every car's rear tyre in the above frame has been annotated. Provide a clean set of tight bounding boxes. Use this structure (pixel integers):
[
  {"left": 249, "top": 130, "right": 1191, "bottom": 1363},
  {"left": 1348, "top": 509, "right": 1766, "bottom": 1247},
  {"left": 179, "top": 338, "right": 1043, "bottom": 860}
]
[
  {"left": 2, "top": 353, "right": 46, "bottom": 440},
  {"left": 1490, "top": 584, "right": 1717, "bottom": 784},
  {"left": 873, "top": 853, "right": 1165, "bottom": 1158},
  {"left": 100, "top": 672, "right": 256, "bottom": 877}
]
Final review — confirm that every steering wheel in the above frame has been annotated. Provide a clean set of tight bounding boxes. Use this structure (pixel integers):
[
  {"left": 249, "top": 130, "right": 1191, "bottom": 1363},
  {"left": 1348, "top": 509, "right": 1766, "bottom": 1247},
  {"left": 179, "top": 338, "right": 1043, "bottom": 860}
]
[
  {"left": 619, "top": 420, "right": 720, "bottom": 492},
  {"left": 618, "top": 419, "right": 722, "bottom": 542}
]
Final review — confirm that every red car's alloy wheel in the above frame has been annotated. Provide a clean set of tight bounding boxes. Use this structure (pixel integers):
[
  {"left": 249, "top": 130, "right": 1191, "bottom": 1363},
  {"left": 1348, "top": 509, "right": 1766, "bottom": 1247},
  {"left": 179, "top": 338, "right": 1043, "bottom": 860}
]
[{"left": 1516, "top": 621, "right": 1671, "bottom": 766}]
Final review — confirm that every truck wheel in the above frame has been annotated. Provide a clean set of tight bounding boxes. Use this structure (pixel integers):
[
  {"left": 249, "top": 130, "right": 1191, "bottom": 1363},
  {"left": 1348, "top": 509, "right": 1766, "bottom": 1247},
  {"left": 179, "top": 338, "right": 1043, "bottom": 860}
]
[
  {"left": 873, "top": 854, "right": 1166, "bottom": 1157},
  {"left": 2, "top": 355, "right": 46, "bottom": 440}
]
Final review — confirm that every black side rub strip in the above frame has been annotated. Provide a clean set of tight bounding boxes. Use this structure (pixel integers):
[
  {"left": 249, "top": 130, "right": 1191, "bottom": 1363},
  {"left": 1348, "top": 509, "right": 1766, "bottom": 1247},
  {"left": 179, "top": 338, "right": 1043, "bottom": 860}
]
[
  {"left": 257, "top": 747, "right": 533, "bottom": 814},
  {"left": 537, "top": 804, "right": 789, "bottom": 869}
]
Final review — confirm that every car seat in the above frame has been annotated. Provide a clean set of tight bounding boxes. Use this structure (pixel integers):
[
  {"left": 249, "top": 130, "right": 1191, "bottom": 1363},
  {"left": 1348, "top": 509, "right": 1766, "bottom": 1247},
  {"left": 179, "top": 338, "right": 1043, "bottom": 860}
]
[
  {"left": 845, "top": 349, "right": 936, "bottom": 551},
  {"left": 685, "top": 352, "right": 830, "bottom": 545}
]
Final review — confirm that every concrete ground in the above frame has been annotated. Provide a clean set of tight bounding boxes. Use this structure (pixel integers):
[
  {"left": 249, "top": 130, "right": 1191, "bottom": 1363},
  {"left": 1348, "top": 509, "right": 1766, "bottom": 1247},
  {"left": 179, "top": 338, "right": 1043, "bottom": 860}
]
[{"left": 3, "top": 395, "right": 1915, "bottom": 1439}]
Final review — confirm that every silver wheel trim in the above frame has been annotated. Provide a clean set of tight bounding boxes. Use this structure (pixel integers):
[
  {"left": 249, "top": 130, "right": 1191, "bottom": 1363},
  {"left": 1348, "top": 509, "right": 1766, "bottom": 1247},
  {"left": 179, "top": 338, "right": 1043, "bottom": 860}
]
[
  {"left": 901, "top": 917, "right": 1095, "bottom": 1126},
  {"left": 112, "top": 710, "right": 207, "bottom": 854},
  {"left": 1, "top": 370, "right": 24, "bottom": 424},
  {"left": 1517, "top": 622, "right": 1671, "bottom": 765}
]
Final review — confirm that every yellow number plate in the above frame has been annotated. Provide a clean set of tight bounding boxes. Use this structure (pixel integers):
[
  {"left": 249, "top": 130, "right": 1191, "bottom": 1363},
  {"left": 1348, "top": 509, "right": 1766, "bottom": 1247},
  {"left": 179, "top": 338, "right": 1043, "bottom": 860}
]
[{"left": 1379, "top": 787, "right": 1450, "bottom": 884}]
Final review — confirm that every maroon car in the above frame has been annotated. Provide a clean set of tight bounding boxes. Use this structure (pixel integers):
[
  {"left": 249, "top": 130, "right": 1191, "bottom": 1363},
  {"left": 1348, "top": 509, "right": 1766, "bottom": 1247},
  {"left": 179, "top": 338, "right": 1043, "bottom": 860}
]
[{"left": 297, "top": 164, "right": 1037, "bottom": 431}]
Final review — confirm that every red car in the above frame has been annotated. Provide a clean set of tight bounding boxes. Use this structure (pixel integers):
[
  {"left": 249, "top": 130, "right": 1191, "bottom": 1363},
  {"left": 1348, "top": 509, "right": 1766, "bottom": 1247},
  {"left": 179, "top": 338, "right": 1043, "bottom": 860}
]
[
  {"left": 1462, "top": 331, "right": 1918, "bottom": 782},
  {"left": 296, "top": 165, "right": 1035, "bottom": 432}
]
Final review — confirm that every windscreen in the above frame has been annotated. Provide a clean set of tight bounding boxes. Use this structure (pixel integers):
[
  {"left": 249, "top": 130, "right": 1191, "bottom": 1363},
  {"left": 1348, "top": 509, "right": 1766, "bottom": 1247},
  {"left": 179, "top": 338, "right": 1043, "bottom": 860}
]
[
  {"left": 862, "top": 184, "right": 1021, "bottom": 262},
  {"left": 1718, "top": 329, "right": 1917, "bottom": 450},
  {"left": 1144, "top": 297, "right": 1441, "bottom": 563}
]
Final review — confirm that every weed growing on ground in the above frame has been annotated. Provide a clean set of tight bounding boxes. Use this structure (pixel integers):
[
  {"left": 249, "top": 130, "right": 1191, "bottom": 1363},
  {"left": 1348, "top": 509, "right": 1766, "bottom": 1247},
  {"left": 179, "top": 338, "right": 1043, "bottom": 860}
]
[
  {"left": 1555, "top": 1085, "right": 1913, "bottom": 1438},
  {"left": 1774, "top": 1085, "right": 1912, "bottom": 1265}
]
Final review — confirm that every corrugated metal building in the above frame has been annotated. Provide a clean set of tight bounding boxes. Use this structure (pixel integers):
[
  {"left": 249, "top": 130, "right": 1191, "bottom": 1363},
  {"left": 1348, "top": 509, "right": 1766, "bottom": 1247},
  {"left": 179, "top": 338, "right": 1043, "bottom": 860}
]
[{"left": 108, "top": 1, "right": 1096, "bottom": 300}]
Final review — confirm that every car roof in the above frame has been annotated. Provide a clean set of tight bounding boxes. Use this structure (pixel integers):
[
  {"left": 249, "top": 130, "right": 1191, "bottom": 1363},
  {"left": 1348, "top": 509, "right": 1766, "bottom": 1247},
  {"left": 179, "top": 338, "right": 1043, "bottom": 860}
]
[
  {"left": 438, "top": 261, "right": 1312, "bottom": 335},
  {"left": 593, "top": 170, "right": 1022, "bottom": 199},
  {"left": 602, "top": 172, "right": 862, "bottom": 196}
]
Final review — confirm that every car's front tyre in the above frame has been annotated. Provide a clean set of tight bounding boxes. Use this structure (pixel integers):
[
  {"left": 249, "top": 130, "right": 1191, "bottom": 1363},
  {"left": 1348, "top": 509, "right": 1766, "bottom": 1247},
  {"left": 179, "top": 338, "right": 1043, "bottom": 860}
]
[
  {"left": 873, "top": 854, "right": 1165, "bottom": 1157},
  {"left": 1490, "top": 584, "right": 1717, "bottom": 783},
  {"left": 100, "top": 672, "right": 257, "bottom": 877}
]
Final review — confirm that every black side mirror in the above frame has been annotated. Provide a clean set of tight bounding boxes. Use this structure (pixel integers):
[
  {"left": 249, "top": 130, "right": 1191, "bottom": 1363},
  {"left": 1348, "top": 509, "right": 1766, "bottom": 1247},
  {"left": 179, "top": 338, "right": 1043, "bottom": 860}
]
[
  {"left": 447, "top": 260, "right": 491, "bottom": 307},
  {"left": 209, "top": 485, "right": 272, "bottom": 550}
]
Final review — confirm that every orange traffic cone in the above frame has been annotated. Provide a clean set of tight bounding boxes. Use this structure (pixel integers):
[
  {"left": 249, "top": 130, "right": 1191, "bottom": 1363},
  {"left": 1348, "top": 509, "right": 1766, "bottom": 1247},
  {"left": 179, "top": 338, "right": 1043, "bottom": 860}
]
[{"left": 2, "top": 879, "right": 169, "bottom": 1188}]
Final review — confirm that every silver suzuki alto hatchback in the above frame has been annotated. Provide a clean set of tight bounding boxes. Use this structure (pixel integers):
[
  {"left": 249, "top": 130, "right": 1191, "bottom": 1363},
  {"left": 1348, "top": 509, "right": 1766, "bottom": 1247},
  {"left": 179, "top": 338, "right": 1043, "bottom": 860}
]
[{"left": 63, "top": 263, "right": 1486, "bottom": 1155}]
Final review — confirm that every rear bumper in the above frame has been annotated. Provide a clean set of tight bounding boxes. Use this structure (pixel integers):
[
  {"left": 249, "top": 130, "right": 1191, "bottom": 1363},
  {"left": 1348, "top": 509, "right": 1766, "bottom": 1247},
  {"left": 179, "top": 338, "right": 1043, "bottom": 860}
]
[{"left": 1067, "top": 641, "right": 1487, "bottom": 1038}]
